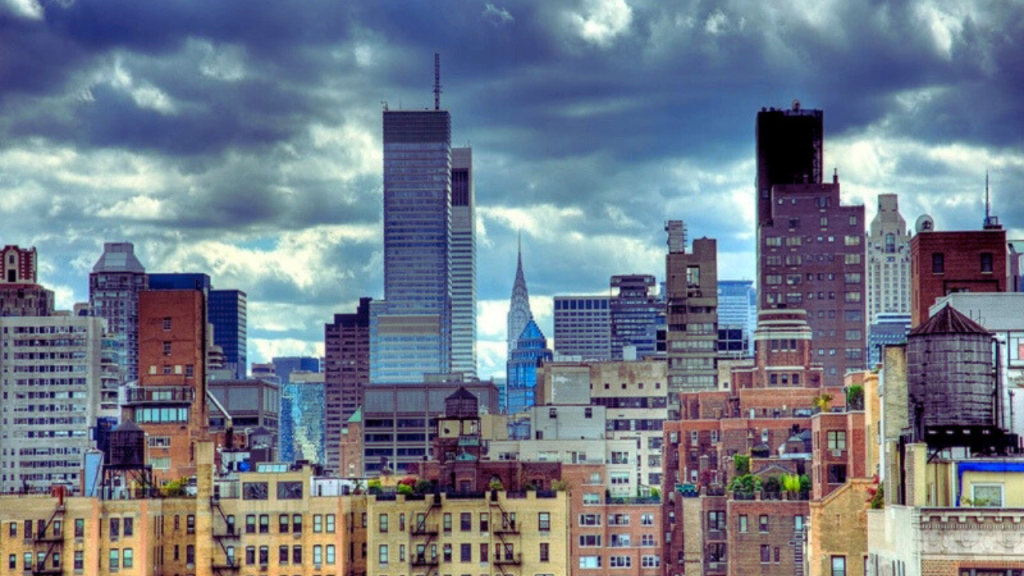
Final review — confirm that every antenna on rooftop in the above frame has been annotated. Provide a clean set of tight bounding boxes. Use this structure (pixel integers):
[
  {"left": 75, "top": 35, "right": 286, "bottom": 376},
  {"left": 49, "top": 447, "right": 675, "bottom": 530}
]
[
  {"left": 985, "top": 170, "right": 990, "bottom": 223},
  {"left": 434, "top": 53, "right": 442, "bottom": 110}
]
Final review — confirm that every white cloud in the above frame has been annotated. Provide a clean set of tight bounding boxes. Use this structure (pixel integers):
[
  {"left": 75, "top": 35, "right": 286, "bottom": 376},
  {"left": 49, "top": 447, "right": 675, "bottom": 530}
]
[
  {"left": 567, "top": 0, "right": 633, "bottom": 48},
  {"left": 106, "top": 58, "right": 178, "bottom": 115},
  {"left": 93, "top": 195, "right": 171, "bottom": 221},
  {"left": 704, "top": 9, "right": 728, "bottom": 36},
  {"left": 2, "top": 0, "right": 42, "bottom": 20},
  {"left": 250, "top": 338, "right": 324, "bottom": 365},
  {"left": 479, "top": 204, "right": 585, "bottom": 242},
  {"left": 197, "top": 41, "right": 248, "bottom": 81},
  {"left": 483, "top": 3, "right": 514, "bottom": 27}
]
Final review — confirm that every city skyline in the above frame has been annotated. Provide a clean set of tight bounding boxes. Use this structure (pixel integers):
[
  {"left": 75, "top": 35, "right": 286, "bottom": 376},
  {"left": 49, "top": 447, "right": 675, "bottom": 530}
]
[{"left": 2, "top": 1, "right": 1023, "bottom": 379}]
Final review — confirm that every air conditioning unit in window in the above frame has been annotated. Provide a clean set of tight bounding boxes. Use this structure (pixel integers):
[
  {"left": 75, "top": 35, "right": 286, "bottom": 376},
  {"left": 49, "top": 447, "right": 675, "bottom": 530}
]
[{"left": 831, "top": 450, "right": 842, "bottom": 458}]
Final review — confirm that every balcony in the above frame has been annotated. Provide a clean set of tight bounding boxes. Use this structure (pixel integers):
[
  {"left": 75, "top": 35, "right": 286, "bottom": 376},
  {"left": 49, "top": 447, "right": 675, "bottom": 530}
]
[
  {"left": 411, "top": 524, "right": 439, "bottom": 536},
  {"left": 494, "top": 553, "right": 522, "bottom": 566},
  {"left": 705, "top": 561, "right": 727, "bottom": 573},
  {"left": 411, "top": 556, "right": 439, "bottom": 567},
  {"left": 124, "top": 386, "right": 195, "bottom": 405}
]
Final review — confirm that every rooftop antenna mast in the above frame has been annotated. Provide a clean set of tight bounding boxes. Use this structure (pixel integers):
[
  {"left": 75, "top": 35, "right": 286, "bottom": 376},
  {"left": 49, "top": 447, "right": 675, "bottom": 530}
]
[
  {"left": 433, "top": 52, "right": 442, "bottom": 110},
  {"left": 985, "top": 170, "right": 990, "bottom": 224}
]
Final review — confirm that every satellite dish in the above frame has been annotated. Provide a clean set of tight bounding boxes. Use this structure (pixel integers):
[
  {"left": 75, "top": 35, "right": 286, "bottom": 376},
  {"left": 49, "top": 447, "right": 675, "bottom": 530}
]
[{"left": 915, "top": 214, "right": 935, "bottom": 234}]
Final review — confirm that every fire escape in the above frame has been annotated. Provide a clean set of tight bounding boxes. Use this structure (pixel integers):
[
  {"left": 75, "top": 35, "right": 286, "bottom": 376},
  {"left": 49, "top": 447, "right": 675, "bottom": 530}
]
[
  {"left": 210, "top": 496, "right": 240, "bottom": 575},
  {"left": 410, "top": 494, "right": 441, "bottom": 576},
  {"left": 31, "top": 498, "right": 65, "bottom": 576},
  {"left": 489, "top": 495, "right": 521, "bottom": 576}
]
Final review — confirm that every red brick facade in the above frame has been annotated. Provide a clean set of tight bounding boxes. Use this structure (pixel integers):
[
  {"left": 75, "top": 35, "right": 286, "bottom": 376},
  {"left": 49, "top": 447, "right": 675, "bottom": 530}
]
[{"left": 909, "top": 228, "right": 1006, "bottom": 327}]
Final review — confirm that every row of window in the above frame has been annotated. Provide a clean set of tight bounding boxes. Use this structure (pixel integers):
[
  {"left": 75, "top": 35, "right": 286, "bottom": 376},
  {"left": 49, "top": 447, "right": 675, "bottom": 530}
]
[
  {"left": 931, "top": 253, "right": 996, "bottom": 274},
  {"left": 6, "top": 549, "right": 124, "bottom": 571},
  {"left": 578, "top": 555, "right": 659, "bottom": 568},
  {"left": 577, "top": 534, "right": 657, "bottom": 547},
  {"left": 242, "top": 513, "right": 336, "bottom": 534},
  {"left": 233, "top": 544, "right": 336, "bottom": 566}
]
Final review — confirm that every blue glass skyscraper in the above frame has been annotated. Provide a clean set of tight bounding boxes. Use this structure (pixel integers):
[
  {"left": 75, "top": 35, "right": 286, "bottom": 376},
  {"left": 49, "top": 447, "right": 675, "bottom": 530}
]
[
  {"left": 370, "top": 108, "right": 453, "bottom": 383},
  {"left": 506, "top": 319, "right": 552, "bottom": 414},
  {"left": 210, "top": 289, "right": 247, "bottom": 379}
]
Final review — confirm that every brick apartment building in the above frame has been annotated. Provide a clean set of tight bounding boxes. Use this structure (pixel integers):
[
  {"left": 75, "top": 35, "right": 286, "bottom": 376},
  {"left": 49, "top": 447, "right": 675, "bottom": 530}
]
[
  {"left": 127, "top": 289, "right": 209, "bottom": 483},
  {"left": 758, "top": 176, "right": 866, "bottom": 387},
  {"left": 909, "top": 225, "right": 1006, "bottom": 327},
  {"left": 661, "top": 309, "right": 857, "bottom": 576}
]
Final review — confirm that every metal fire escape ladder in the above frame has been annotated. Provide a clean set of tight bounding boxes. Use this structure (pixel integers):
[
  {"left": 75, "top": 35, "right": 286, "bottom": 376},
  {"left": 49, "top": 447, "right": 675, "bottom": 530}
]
[
  {"left": 210, "top": 496, "right": 240, "bottom": 575},
  {"left": 31, "top": 500, "right": 65, "bottom": 576},
  {"left": 411, "top": 493, "right": 442, "bottom": 576},
  {"left": 488, "top": 496, "right": 521, "bottom": 575}
]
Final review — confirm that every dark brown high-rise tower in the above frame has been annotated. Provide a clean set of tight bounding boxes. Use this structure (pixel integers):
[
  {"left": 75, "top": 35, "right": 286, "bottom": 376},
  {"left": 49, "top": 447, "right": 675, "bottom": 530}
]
[
  {"left": 756, "top": 102, "right": 824, "bottom": 226},
  {"left": 325, "top": 297, "right": 371, "bottom": 473}
]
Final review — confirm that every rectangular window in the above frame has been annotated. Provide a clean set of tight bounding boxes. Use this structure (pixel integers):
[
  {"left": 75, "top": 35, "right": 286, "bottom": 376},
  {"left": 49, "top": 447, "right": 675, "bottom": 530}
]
[
  {"left": 279, "top": 546, "right": 289, "bottom": 564},
  {"left": 444, "top": 513, "right": 452, "bottom": 532},
  {"left": 845, "top": 235, "right": 861, "bottom": 246},
  {"left": 313, "top": 514, "right": 322, "bottom": 533},
  {"left": 461, "top": 543, "right": 472, "bottom": 562},
  {"left": 972, "top": 484, "right": 1004, "bottom": 507},
  {"left": 279, "top": 514, "right": 289, "bottom": 534},
  {"left": 123, "top": 517, "right": 133, "bottom": 537},
  {"left": 74, "top": 518, "right": 84, "bottom": 538},
  {"left": 578, "top": 535, "right": 602, "bottom": 547},
  {"left": 245, "top": 515, "right": 255, "bottom": 534},
  {"left": 109, "top": 549, "right": 119, "bottom": 571},
  {"left": 460, "top": 512, "right": 471, "bottom": 532},
  {"left": 933, "top": 253, "right": 945, "bottom": 274},
  {"left": 379, "top": 514, "right": 389, "bottom": 533},
  {"left": 245, "top": 547, "right": 255, "bottom": 566},
  {"left": 739, "top": 515, "right": 748, "bottom": 533},
  {"left": 479, "top": 513, "right": 489, "bottom": 532},
  {"left": 832, "top": 556, "right": 847, "bottom": 576},
  {"left": 313, "top": 545, "right": 322, "bottom": 565},
  {"left": 981, "top": 253, "right": 994, "bottom": 273},
  {"left": 258, "top": 546, "right": 267, "bottom": 566},
  {"left": 326, "top": 545, "right": 336, "bottom": 564},
  {"left": 844, "top": 254, "right": 862, "bottom": 264},
  {"left": 326, "top": 514, "right": 336, "bottom": 533},
  {"left": 73, "top": 551, "right": 83, "bottom": 571},
  {"left": 123, "top": 549, "right": 133, "bottom": 569},
  {"left": 759, "top": 515, "right": 769, "bottom": 532},
  {"left": 110, "top": 518, "right": 120, "bottom": 538},
  {"left": 538, "top": 513, "right": 550, "bottom": 531},
  {"left": 540, "top": 542, "right": 549, "bottom": 562},
  {"left": 707, "top": 511, "right": 725, "bottom": 531},
  {"left": 828, "top": 431, "right": 847, "bottom": 450},
  {"left": 186, "top": 515, "right": 194, "bottom": 534},
  {"left": 292, "top": 514, "right": 302, "bottom": 533},
  {"left": 828, "top": 464, "right": 848, "bottom": 484},
  {"left": 187, "top": 545, "right": 195, "bottom": 566},
  {"left": 761, "top": 545, "right": 770, "bottom": 564},
  {"left": 291, "top": 545, "right": 301, "bottom": 564}
]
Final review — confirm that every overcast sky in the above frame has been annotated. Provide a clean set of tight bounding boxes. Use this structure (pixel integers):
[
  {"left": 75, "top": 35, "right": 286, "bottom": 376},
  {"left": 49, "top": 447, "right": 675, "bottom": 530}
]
[{"left": 2, "top": 0, "right": 1023, "bottom": 379}]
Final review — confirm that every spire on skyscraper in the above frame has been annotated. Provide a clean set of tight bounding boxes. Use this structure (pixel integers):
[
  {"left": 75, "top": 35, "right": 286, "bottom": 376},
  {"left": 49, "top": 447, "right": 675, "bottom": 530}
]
[{"left": 507, "top": 235, "right": 533, "bottom": 357}]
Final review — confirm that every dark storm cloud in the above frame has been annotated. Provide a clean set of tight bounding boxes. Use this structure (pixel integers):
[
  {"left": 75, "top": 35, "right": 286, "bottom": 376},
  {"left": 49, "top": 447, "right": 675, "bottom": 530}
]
[{"left": 2, "top": 0, "right": 1024, "bottom": 370}]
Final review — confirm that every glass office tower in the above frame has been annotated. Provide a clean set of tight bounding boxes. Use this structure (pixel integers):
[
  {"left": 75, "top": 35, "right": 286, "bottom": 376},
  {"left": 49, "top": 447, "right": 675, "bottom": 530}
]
[{"left": 370, "top": 110, "right": 453, "bottom": 383}]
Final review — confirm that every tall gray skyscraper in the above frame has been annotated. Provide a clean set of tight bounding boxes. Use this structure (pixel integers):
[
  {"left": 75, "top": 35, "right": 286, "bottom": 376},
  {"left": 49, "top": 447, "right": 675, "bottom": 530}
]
[
  {"left": 450, "top": 147, "right": 477, "bottom": 378},
  {"left": 506, "top": 238, "right": 533, "bottom": 357},
  {"left": 89, "top": 242, "right": 148, "bottom": 384},
  {"left": 370, "top": 108, "right": 453, "bottom": 383}
]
